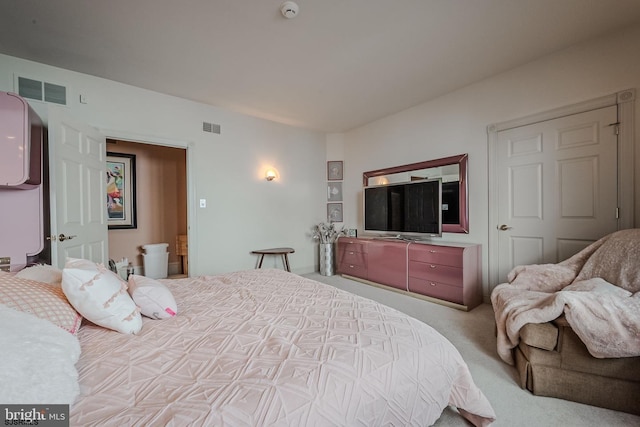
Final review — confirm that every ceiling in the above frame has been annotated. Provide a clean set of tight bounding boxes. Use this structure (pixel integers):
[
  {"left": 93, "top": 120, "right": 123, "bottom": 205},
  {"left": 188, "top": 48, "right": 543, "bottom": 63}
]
[{"left": 2, "top": 1, "right": 640, "bottom": 133}]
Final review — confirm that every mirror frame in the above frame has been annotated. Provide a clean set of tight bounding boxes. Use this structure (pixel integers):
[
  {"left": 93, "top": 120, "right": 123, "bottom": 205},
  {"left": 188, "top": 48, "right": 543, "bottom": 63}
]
[{"left": 363, "top": 153, "right": 469, "bottom": 233}]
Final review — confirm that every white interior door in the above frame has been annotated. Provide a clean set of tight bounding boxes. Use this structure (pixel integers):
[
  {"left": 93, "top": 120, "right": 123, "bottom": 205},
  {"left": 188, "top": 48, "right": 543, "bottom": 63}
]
[
  {"left": 48, "top": 108, "right": 108, "bottom": 268},
  {"left": 494, "top": 105, "right": 618, "bottom": 282}
]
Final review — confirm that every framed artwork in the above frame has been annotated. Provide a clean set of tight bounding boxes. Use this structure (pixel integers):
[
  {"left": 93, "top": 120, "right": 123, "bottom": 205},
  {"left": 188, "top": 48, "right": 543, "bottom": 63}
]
[
  {"left": 106, "top": 152, "right": 137, "bottom": 229},
  {"left": 327, "top": 161, "right": 343, "bottom": 181},
  {"left": 346, "top": 228, "right": 357, "bottom": 237},
  {"left": 327, "top": 203, "right": 343, "bottom": 222},
  {"left": 327, "top": 182, "right": 343, "bottom": 201}
]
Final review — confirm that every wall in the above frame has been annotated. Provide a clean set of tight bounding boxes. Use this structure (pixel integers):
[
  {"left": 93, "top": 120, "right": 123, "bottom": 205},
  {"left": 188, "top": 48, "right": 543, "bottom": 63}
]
[
  {"left": 340, "top": 24, "right": 640, "bottom": 299},
  {"left": 3, "top": 24, "right": 639, "bottom": 286},
  {"left": 107, "top": 140, "right": 187, "bottom": 272},
  {"left": 0, "top": 54, "right": 327, "bottom": 275}
]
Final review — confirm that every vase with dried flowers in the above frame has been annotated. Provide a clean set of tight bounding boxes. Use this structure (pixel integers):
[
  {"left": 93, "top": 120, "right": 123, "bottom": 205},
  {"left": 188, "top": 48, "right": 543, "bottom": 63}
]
[{"left": 311, "top": 222, "right": 345, "bottom": 276}]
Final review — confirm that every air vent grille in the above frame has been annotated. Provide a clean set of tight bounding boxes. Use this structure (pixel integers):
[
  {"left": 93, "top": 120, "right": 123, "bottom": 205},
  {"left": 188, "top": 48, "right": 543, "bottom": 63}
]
[
  {"left": 18, "top": 76, "right": 67, "bottom": 105},
  {"left": 18, "top": 77, "right": 42, "bottom": 100},
  {"left": 44, "top": 82, "right": 67, "bottom": 105},
  {"left": 203, "top": 121, "right": 221, "bottom": 134}
]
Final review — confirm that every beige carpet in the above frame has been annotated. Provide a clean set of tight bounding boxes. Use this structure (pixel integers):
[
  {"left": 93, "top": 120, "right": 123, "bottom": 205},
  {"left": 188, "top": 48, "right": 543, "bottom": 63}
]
[{"left": 304, "top": 272, "right": 640, "bottom": 427}]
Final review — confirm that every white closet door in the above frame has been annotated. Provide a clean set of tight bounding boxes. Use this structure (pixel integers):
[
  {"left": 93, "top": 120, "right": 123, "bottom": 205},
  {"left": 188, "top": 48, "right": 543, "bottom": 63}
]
[{"left": 494, "top": 105, "right": 618, "bottom": 283}]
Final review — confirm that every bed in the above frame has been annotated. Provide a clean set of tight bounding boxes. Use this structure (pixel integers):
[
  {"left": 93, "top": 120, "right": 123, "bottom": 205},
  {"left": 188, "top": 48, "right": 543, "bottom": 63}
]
[{"left": 0, "top": 265, "right": 495, "bottom": 426}]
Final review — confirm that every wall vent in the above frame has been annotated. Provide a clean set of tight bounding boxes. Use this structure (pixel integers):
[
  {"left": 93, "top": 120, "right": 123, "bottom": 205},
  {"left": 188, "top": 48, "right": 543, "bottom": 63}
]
[
  {"left": 203, "top": 121, "right": 221, "bottom": 134},
  {"left": 18, "top": 76, "right": 67, "bottom": 105}
]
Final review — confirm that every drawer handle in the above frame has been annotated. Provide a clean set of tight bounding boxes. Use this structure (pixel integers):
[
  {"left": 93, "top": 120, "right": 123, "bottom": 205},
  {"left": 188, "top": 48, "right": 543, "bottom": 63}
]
[
  {"left": 430, "top": 282, "right": 437, "bottom": 286},
  {"left": 429, "top": 265, "right": 437, "bottom": 269},
  {"left": 349, "top": 265, "right": 355, "bottom": 268},
  {"left": 429, "top": 250, "right": 437, "bottom": 253},
  {"left": 349, "top": 251, "right": 354, "bottom": 255}
]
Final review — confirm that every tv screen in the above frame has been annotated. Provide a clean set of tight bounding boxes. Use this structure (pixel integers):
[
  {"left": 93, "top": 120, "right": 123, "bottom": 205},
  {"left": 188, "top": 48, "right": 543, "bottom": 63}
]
[{"left": 364, "top": 178, "right": 442, "bottom": 237}]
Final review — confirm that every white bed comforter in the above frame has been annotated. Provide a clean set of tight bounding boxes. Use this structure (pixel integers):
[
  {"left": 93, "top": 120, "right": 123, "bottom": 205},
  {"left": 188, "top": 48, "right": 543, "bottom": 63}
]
[
  {"left": 71, "top": 269, "right": 495, "bottom": 426},
  {"left": 0, "top": 303, "right": 81, "bottom": 404}
]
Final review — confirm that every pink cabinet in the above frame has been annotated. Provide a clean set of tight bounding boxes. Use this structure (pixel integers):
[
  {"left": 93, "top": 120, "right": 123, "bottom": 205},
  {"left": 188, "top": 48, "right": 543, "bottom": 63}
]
[
  {"left": 336, "top": 237, "right": 482, "bottom": 310},
  {"left": 0, "top": 91, "right": 46, "bottom": 270},
  {"left": 0, "top": 92, "right": 42, "bottom": 188}
]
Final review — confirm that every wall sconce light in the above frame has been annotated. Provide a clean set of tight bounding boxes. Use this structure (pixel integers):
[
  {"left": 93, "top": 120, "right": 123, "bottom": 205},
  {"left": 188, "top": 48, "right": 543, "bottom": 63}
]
[{"left": 265, "top": 168, "right": 278, "bottom": 181}]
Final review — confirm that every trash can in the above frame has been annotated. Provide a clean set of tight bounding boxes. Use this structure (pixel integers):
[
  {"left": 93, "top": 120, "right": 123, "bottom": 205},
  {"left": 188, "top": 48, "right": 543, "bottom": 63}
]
[{"left": 142, "top": 243, "right": 169, "bottom": 279}]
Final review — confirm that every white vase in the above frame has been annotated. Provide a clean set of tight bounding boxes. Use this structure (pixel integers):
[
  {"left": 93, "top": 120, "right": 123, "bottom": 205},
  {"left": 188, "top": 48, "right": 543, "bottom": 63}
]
[{"left": 319, "top": 242, "right": 335, "bottom": 276}]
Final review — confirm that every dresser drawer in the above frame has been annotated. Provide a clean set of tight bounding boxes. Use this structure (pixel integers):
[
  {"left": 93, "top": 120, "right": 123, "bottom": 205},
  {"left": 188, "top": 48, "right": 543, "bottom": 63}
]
[
  {"left": 338, "top": 249, "right": 367, "bottom": 267},
  {"left": 408, "top": 277, "right": 463, "bottom": 304},
  {"left": 409, "top": 245, "right": 463, "bottom": 268},
  {"left": 408, "top": 261, "right": 462, "bottom": 286},
  {"left": 338, "top": 262, "right": 368, "bottom": 278},
  {"left": 339, "top": 239, "right": 368, "bottom": 254}
]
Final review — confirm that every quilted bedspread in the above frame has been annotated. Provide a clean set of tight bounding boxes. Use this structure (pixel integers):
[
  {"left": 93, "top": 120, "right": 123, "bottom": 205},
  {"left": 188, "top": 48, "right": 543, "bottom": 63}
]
[{"left": 71, "top": 269, "right": 495, "bottom": 426}]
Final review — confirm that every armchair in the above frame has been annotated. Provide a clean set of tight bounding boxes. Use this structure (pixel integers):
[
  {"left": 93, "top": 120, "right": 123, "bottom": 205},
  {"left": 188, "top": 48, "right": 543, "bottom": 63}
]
[{"left": 492, "top": 229, "right": 640, "bottom": 415}]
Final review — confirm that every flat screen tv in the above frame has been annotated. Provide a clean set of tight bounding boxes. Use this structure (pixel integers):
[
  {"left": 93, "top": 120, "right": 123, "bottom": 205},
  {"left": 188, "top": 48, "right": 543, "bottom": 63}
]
[{"left": 364, "top": 178, "right": 442, "bottom": 238}]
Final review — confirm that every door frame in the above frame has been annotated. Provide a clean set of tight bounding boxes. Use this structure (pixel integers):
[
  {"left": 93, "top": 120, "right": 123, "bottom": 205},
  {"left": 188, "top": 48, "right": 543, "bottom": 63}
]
[
  {"left": 99, "top": 129, "right": 197, "bottom": 276},
  {"left": 487, "top": 88, "right": 635, "bottom": 291}
]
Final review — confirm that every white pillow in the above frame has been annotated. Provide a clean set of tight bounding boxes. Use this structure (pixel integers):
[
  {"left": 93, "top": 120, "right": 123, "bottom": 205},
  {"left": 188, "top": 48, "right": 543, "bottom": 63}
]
[
  {"left": 15, "top": 264, "right": 63, "bottom": 284},
  {"left": 62, "top": 258, "right": 142, "bottom": 334},
  {"left": 128, "top": 275, "right": 177, "bottom": 319}
]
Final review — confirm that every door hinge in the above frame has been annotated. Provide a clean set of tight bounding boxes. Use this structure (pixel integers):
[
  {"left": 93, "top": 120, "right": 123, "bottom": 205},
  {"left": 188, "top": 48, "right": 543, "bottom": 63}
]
[{"left": 608, "top": 122, "right": 620, "bottom": 135}]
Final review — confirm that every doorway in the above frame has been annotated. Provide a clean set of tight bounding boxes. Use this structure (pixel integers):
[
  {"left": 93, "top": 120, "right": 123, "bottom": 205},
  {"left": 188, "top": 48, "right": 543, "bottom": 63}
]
[{"left": 106, "top": 139, "right": 188, "bottom": 276}]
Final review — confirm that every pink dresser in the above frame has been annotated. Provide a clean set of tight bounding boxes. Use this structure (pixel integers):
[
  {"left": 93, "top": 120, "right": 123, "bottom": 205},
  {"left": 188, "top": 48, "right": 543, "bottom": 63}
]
[{"left": 337, "top": 236, "right": 482, "bottom": 310}]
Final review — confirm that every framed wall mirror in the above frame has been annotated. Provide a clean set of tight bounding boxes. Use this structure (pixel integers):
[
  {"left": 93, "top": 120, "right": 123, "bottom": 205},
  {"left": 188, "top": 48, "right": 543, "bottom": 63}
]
[{"left": 363, "top": 154, "right": 469, "bottom": 233}]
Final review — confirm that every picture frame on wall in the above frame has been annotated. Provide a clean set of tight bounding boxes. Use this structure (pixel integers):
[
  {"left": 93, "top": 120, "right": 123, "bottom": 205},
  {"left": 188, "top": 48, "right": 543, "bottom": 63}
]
[
  {"left": 327, "top": 161, "right": 343, "bottom": 181},
  {"left": 327, "top": 203, "right": 343, "bottom": 222},
  {"left": 327, "top": 182, "right": 343, "bottom": 201},
  {"left": 106, "top": 152, "right": 137, "bottom": 229}
]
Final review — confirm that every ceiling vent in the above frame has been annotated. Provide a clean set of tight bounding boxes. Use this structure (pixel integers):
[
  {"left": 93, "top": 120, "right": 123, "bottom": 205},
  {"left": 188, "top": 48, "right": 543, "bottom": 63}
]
[
  {"left": 18, "top": 76, "right": 67, "bottom": 105},
  {"left": 203, "top": 121, "right": 221, "bottom": 134}
]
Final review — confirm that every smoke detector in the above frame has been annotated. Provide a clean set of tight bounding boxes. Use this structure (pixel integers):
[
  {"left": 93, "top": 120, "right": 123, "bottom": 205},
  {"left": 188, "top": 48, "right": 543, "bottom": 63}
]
[{"left": 280, "top": 1, "right": 299, "bottom": 19}]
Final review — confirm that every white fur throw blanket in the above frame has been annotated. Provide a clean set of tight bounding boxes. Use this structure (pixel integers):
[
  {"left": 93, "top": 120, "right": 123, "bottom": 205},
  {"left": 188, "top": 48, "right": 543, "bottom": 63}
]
[
  {"left": 0, "top": 303, "right": 81, "bottom": 403},
  {"left": 491, "top": 229, "right": 640, "bottom": 365}
]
